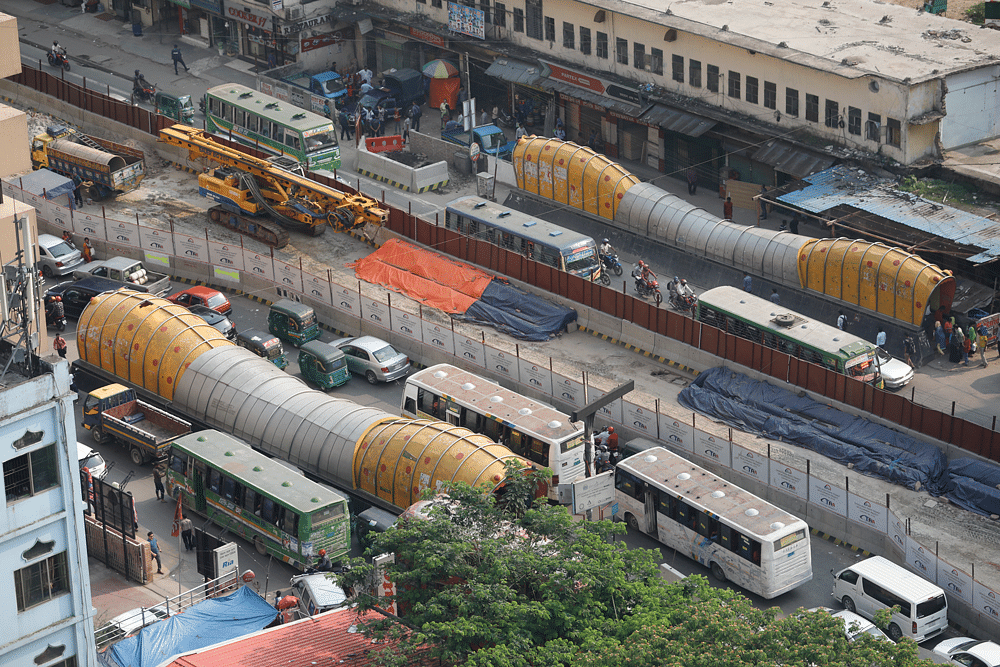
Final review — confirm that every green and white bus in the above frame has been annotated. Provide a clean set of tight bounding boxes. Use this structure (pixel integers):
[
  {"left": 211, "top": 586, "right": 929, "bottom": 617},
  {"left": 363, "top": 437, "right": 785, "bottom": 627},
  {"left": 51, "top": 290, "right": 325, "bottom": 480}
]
[
  {"left": 165, "top": 430, "right": 350, "bottom": 570},
  {"left": 696, "top": 286, "right": 883, "bottom": 387},
  {"left": 204, "top": 83, "right": 341, "bottom": 170}
]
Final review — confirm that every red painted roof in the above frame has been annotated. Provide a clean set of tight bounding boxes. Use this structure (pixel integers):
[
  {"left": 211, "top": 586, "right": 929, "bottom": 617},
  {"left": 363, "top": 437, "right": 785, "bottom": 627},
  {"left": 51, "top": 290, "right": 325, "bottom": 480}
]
[{"left": 167, "top": 609, "right": 431, "bottom": 667}]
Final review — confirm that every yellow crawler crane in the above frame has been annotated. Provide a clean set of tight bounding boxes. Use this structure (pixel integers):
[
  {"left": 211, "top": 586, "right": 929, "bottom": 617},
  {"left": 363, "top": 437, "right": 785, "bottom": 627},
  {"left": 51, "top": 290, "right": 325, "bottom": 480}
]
[{"left": 159, "top": 124, "right": 389, "bottom": 244}]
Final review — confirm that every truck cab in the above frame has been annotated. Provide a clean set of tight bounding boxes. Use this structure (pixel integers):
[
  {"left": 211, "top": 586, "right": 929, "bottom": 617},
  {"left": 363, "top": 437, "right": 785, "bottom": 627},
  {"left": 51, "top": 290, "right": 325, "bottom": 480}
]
[
  {"left": 82, "top": 384, "right": 133, "bottom": 433},
  {"left": 298, "top": 341, "right": 350, "bottom": 390},
  {"left": 30, "top": 125, "right": 73, "bottom": 169}
]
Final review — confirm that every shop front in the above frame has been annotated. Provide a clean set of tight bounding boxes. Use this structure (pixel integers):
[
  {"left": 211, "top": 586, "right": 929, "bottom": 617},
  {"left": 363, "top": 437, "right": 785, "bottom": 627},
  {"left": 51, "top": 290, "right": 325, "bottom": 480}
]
[{"left": 225, "top": 3, "right": 288, "bottom": 64}]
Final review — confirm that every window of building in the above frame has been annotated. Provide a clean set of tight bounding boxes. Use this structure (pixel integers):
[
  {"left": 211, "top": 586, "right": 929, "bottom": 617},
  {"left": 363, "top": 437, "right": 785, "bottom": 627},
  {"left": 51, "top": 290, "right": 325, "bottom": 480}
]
[
  {"left": 544, "top": 16, "right": 555, "bottom": 41},
  {"left": 633, "top": 43, "right": 645, "bottom": 70},
  {"left": 867, "top": 112, "right": 881, "bottom": 141},
  {"left": 580, "top": 26, "right": 591, "bottom": 54},
  {"left": 763, "top": 81, "right": 776, "bottom": 110},
  {"left": 746, "top": 76, "right": 758, "bottom": 104},
  {"left": 805, "top": 94, "right": 819, "bottom": 122},
  {"left": 786, "top": 88, "right": 799, "bottom": 116},
  {"left": 4, "top": 444, "right": 58, "bottom": 503},
  {"left": 15, "top": 552, "right": 69, "bottom": 612},
  {"left": 617, "top": 38, "right": 628, "bottom": 65},
  {"left": 431, "top": 0, "right": 442, "bottom": 7},
  {"left": 671, "top": 54, "right": 683, "bottom": 82},
  {"left": 728, "top": 71, "right": 740, "bottom": 99},
  {"left": 707, "top": 64, "right": 719, "bottom": 92},
  {"left": 887, "top": 118, "right": 901, "bottom": 147},
  {"left": 651, "top": 48, "right": 664, "bottom": 76},
  {"left": 416, "top": 0, "right": 426, "bottom": 5},
  {"left": 689, "top": 60, "right": 701, "bottom": 87},
  {"left": 825, "top": 99, "right": 839, "bottom": 128},
  {"left": 495, "top": 2, "right": 505, "bottom": 26},
  {"left": 526, "top": 0, "right": 542, "bottom": 39},
  {"left": 513, "top": 7, "right": 524, "bottom": 32},
  {"left": 563, "top": 21, "right": 574, "bottom": 48},
  {"left": 848, "top": 107, "right": 861, "bottom": 135},
  {"left": 480, "top": 0, "right": 491, "bottom": 23},
  {"left": 596, "top": 31, "right": 608, "bottom": 58}
]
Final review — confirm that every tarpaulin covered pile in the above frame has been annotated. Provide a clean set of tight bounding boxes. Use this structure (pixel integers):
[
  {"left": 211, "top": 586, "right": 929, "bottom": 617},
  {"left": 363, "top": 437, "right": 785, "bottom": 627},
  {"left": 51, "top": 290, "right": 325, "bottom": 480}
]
[
  {"left": 99, "top": 585, "right": 277, "bottom": 667},
  {"left": 677, "top": 367, "right": 947, "bottom": 493},
  {"left": 943, "top": 458, "right": 1000, "bottom": 516},
  {"left": 351, "top": 239, "right": 576, "bottom": 340}
]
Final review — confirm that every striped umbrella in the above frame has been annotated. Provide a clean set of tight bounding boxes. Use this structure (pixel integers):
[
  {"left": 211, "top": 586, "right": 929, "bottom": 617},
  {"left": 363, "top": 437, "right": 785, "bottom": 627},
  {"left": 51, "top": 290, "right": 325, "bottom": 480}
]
[{"left": 422, "top": 59, "right": 459, "bottom": 79}]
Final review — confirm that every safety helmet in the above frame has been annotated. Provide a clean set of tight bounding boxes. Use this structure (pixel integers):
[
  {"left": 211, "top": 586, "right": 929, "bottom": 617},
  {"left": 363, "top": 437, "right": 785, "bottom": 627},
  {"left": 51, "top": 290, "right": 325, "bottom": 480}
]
[
  {"left": 319, "top": 549, "right": 326, "bottom": 556},
  {"left": 608, "top": 426, "right": 614, "bottom": 433},
  {"left": 680, "top": 279, "right": 687, "bottom": 285},
  {"left": 135, "top": 69, "right": 141, "bottom": 76},
  {"left": 602, "top": 238, "right": 609, "bottom": 244},
  {"left": 638, "top": 260, "right": 645, "bottom": 268},
  {"left": 53, "top": 296, "right": 62, "bottom": 302}
]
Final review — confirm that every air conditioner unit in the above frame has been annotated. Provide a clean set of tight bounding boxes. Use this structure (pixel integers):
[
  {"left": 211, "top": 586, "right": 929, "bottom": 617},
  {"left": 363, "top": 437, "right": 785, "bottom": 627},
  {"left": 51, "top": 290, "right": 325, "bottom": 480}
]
[{"left": 287, "top": 6, "right": 303, "bottom": 19}]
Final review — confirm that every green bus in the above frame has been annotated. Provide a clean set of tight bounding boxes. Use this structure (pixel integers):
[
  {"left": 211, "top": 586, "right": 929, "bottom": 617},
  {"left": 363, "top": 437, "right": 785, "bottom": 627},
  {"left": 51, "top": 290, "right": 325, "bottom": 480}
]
[
  {"left": 204, "top": 83, "right": 341, "bottom": 171},
  {"left": 696, "top": 286, "right": 883, "bottom": 387},
  {"left": 165, "top": 430, "right": 350, "bottom": 570}
]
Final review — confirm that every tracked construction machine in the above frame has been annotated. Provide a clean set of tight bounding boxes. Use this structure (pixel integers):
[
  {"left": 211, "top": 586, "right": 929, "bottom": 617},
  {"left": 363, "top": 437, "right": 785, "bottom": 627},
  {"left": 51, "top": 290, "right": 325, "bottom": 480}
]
[{"left": 159, "top": 125, "right": 389, "bottom": 248}]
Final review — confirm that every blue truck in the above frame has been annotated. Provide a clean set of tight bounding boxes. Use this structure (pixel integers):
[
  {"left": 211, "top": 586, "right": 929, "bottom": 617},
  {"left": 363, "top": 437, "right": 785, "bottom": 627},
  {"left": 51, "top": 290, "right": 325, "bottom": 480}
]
[
  {"left": 283, "top": 71, "right": 347, "bottom": 107},
  {"left": 442, "top": 124, "right": 516, "bottom": 160}
]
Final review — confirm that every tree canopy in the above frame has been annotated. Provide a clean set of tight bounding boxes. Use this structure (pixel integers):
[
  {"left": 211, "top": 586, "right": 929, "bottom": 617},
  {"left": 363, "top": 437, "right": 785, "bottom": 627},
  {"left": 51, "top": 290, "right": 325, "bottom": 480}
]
[{"left": 338, "top": 467, "right": 933, "bottom": 667}]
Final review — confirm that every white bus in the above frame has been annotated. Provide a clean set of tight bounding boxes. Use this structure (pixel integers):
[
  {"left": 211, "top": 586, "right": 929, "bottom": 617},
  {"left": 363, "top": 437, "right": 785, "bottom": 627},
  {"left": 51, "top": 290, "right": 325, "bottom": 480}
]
[
  {"left": 401, "top": 364, "right": 585, "bottom": 504},
  {"left": 615, "top": 446, "right": 812, "bottom": 598}
]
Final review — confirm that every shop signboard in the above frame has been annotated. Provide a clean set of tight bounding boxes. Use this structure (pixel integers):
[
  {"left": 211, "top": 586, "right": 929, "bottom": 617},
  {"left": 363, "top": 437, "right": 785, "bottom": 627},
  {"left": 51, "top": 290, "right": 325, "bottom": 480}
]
[
  {"left": 228, "top": 5, "right": 270, "bottom": 29},
  {"left": 190, "top": 0, "right": 222, "bottom": 12},
  {"left": 410, "top": 26, "right": 446, "bottom": 48},
  {"left": 282, "top": 13, "right": 335, "bottom": 35},
  {"left": 448, "top": 2, "right": 485, "bottom": 40},
  {"left": 606, "top": 84, "right": 641, "bottom": 105},
  {"left": 545, "top": 62, "right": 605, "bottom": 94},
  {"left": 165, "top": 0, "right": 191, "bottom": 7}
]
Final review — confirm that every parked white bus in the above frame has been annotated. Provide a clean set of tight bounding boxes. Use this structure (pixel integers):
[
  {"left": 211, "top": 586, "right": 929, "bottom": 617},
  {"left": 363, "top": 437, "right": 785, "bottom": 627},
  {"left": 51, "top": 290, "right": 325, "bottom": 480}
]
[
  {"left": 401, "top": 364, "right": 585, "bottom": 503},
  {"left": 615, "top": 446, "right": 812, "bottom": 598}
]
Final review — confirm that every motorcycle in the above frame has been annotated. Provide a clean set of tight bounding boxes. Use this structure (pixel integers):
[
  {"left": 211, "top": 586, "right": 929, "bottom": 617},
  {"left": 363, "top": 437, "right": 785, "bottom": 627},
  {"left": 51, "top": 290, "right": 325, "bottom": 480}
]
[
  {"left": 45, "top": 302, "right": 67, "bottom": 332},
  {"left": 47, "top": 51, "right": 71, "bottom": 72},
  {"left": 634, "top": 275, "right": 663, "bottom": 304},
  {"left": 669, "top": 292, "right": 697, "bottom": 314},
  {"left": 198, "top": 95, "right": 206, "bottom": 114},
  {"left": 497, "top": 106, "right": 516, "bottom": 129},
  {"left": 133, "top": 79, "right": 156, "bottom": 104},
  {"left": 599, "top": 252, "right": 623, "bottom": 277}
]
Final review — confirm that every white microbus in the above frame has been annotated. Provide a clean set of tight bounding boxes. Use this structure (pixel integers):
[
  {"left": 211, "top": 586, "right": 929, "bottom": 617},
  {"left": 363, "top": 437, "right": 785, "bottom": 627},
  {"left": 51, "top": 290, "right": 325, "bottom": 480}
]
[
  {"left": 615, "top": 446, "right": 812, "bottom": 598},
  {"left": 401, "top": 364, "right": 586, "bottom": 503}
]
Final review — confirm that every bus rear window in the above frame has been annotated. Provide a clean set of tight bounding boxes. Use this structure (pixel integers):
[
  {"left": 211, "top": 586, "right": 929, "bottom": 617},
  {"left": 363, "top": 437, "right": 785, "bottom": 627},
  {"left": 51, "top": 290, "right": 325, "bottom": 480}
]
[
  {"left": 774, "top": 528, "right": 806, "bottom": 551},
  {"left": 561, "top": 435, "right": 584, "bottom": 454},
  {"left": 312, "top": 502, "right": 345, "bottom": 528},
  {"left": 917, "top": 595, "right": 947, "bottom": 618}
]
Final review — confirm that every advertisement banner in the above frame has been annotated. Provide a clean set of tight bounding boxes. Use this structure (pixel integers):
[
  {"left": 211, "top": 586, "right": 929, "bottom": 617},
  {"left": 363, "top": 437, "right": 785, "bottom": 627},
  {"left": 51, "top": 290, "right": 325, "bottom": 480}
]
[
  {"left": 139, "top": 226, "right": 174, "bottom": 255},
  {"left": 274, "top": 259, "right": 303, "bottom": 293},
  {"left": 732, "top": 445, "right": 766, "bottom": 485},
  {"left": 361, "top": 297, "right": 390, "bottom": 330},
  {"left": 769, "top": 461, "right": 808, "bottom": 501},
  {"left": 693, "top": 430, "right": 730, "bottom": 468},
  {"left": 552, "top": 372, "right": 585, "bottom": 408},
  {"left": 658, "top": 416, "right": 694, "bottom": 453},
  {"left": 905, "top": 543, "right": 938, "bottom": 583},
  {"left": 331, "top": 282, "right": 360, "bottom": 317},
  {"left": 455, "top": 335, "right": 486, "bottom": 368},
  {"left": 175, "top": 234, "right": 209, "bottom": 263},
  {"left": 49, "top": 202, "right": 72, "bottom": 231},
  {"left": 887, "top": 510, "right": 907, "bottom": 556},
  {"left": 390, "top": 307, "right": 423, "bottom": 344},
  {"left": 973, "top": 581, "right": 1000, "bottom": 624},
  {"left": 517, "top": 359, "right": 553, "bottom": 397},
  {"left": 73, "top": 212, "right": 107, "bottom": 240},
  {"left": 938, "top": 562, "right": 973, "bottom": 604},
  {"left": 846, "top": 494, "right": 887, "bottom": 534},
  {"left": 243, "top": 249, "right": 274, "bottom": 282},
  {"left": 448, "top": 2, "right": 485, "bottom": 39},
  {"left": 484, "top": 346, "right": 519, "bottom": 383},
  {"left": 421, "top": 321, "right": 455, "bottom": 356},
  {"left": 302, "top": 271, "right": 332, "bottom": 304},
  {"left": 107, "top": 219, "right": 140, "bottom": 247},
  {"left": 623, "top": 401, "right": 656, "bottom": 439},
  {"left": 808, "top": 479, "right": 846, "bottom": 517},
  {"left": 1, "top": 180, "right": 18, "bottom": 201},
  {"left": 208, "top": 240, "right": 245, "bottom": 271}
]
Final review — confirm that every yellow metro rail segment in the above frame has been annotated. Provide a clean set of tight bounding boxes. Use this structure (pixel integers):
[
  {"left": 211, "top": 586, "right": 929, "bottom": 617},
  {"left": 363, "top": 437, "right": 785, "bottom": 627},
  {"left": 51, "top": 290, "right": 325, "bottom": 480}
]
[{"left": 158, "top": 124, "right": 389, "bottom": 236}]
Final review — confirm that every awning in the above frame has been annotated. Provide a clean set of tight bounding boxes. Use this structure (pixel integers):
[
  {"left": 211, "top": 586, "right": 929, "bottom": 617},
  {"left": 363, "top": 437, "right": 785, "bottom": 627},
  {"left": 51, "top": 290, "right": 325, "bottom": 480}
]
[
  {"left": 751, "top": 140, "right": 835, "bottom": 179},
  {"left": 542, "top": 78, "right": 639, "bottom": 115},
  {"left": 640, "top": 104, "right": 716, "bottom": 137},
  {"left": 485, "top": 58, "right": 545, "bottom": 86}
]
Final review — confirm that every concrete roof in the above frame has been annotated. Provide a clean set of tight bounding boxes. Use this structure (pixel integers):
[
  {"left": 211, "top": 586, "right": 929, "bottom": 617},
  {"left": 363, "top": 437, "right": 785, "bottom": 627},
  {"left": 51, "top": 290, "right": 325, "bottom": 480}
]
[{"left": 597, "top": 0, "right": 1000, "bottom": 84}]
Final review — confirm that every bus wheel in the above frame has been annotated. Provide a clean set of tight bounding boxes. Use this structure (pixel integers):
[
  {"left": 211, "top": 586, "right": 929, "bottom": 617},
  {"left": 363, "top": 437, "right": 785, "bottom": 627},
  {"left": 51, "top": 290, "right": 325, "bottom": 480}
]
[
  {"left": 625, "top": 513, "right": 639, "bottom": 531},
  {"left": 710, "top": 562, "right": 727, "bottom": 583},
  {"left": 254, "top": 536, "right": 267, "bottom": 555},
  {"left": 130, "top": 447, "right": 145, "bottom": 466}
]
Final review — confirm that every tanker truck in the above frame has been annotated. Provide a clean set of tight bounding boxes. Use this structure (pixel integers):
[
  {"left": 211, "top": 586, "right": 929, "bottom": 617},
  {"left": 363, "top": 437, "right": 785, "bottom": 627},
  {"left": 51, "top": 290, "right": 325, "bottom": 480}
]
[
  {"left": 31, "top": 125, "right": 145, "bottom": 200},
  {"left": 72, "top": 290, "right": 529, "bottom": 514}
]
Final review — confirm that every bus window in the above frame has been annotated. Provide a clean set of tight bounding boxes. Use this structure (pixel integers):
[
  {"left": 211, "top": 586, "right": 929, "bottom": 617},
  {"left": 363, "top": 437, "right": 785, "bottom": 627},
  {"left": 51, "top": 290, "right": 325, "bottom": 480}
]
[
  {"left": 676, "top": 500, "right": 697, "bottom": 530},
  {"left": 273, "top": 127, "right": 284, "bottom": 144},
  {"left": 243, "top": 488, "right": 259, "bottom": 514},
  {"left": 696, "top": 510, "right": 713, "bottom": 538},
  {"left": 468, "top": 220, "right": 478, "bottom": 236},
  {"left": 525, "top": 241, "right": 535, "bottom": 259},
  {"left": 719, "top": 524, "right": 733, "bottom": 551},
  {"left": 761, "top": 332, "right": 777, "bottom": 349},
  {"left": 539, "top": 246, "right": 560, "bottom": 269},
  {"left": 246, "top": 114, "right": 257, "bottom": 133},
  {"left": 484, "top": 418, "right": 502, "bottom": 444},
  {"left": 403, "top": 396, "right": 416, "bottom": 415},
  {"left": 614, "top": 469, "right": 641, "bottom": 500},
  {"left": 529, "top": 437, "right": 547, "bottom": 465},
  {"left": 281, "top": 507, "right": 298, "bottom": 534},
  {"left": 285, "top": 133, "right": 300, "bottom": 150},
  {"left": 219, "top": 102, "right": 228, "bottom": 122},
  {"left": 656, "top": 492, "right": 675, "bottom": 517},
  {"left": 221, "top": 476, "right": 239, "bottom": 502},
  {"left": 169, "top": 450, "right": 187, "bottom": 475},
  {"left": 208, "top": 468, "right": 222, "bottom": 494},
  {"left": 261, "top": 497, "right": 278, "bottom": 524},
  {"left": 261, "top": 122, "right": 271, "bottom": 138}
]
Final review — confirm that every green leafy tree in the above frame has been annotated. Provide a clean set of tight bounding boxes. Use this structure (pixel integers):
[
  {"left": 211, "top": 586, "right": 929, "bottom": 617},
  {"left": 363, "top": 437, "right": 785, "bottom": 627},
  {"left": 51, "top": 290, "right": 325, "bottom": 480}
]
[{"left": 338, "top": 465, "right": 934, "bottom": 667}]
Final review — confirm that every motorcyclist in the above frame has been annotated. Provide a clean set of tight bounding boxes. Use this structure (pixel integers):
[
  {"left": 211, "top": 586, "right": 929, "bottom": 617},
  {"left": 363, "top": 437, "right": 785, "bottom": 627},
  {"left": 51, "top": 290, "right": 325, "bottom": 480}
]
[
  {"left": 595, "top": 426, "right": 619, "bottom": 461},
  {"left": 51, "top": 41, "right": 66, "bottom": 57},
  {"left": 640, "top": 261, "right": 656, "bottom": 286},
  {"left": 133, "top": 69, "right": 149, "bottom": 94},
  {"left": 310, "top": 548, "right": 332, "bottom": 573},
  {"left": 674, "top": 278, "right": 694, "bottom": 300},
  {"left": 46, "top": 295, "right": 65, "bottom": 322},
  {"left": 599, "top": 238, "right": 615, "bottom": 258}
]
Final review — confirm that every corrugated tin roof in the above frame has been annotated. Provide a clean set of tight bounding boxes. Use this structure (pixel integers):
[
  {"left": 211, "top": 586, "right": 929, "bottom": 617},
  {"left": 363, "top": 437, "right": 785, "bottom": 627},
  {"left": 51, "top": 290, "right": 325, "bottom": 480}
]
[
  {"left": 485, "top": 58, "right": 545, "bottom": 86},
  {"left": 640, "top": 104, "right": 716, "bottom": 137},
  {"left": 777, "top": 165, "right": 1000, "bottom": 264},
  {"left": 751, "top": 140, "right": 835, "bottom": 179}
]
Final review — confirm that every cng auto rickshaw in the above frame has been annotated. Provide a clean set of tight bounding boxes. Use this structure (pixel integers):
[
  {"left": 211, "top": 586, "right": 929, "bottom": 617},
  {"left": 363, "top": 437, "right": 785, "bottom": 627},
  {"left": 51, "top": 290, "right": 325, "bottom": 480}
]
[
  {"left": 154, "top": 91, "right": 195, "bottom": 123},
  {"left": 298, "top": 341, "right": 350, "bottom": 390},
  {"left": 268, "top": 299, "right": 321, "bottom": 346}
]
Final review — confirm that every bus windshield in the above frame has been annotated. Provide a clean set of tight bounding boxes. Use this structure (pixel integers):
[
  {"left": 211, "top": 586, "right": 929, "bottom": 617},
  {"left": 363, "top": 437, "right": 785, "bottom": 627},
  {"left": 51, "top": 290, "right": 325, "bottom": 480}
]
[
  {"left": 564, "top": 246, "right": 599, "bottom": 274},
  {"left": 304, "top": 128, "right": 338, "bottom": 154}
]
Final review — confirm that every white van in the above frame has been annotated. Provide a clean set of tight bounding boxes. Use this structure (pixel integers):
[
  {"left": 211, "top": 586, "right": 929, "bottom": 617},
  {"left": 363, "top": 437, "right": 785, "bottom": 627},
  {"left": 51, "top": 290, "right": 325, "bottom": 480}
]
[
  {"left": 831, "top": 556, "right": 948, "bottom": 642},
  {"left": 289, "top": 572, "right": 349, "bottom": 619},
  {"left": 77, "top": 443, "right": 107, "bottom": 479}
]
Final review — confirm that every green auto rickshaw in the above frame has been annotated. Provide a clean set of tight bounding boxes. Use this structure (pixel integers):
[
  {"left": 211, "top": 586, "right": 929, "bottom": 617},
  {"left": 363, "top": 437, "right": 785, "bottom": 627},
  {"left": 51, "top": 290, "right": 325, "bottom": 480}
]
[
  {"left": 154, "top": 91, "right": 195, "bottom": 124},
  {"left": 268, "top": 299, "right": 321, "bottom": 346},
  {"left": 298, "top": 341, "right": 350, "bottom": 390}
]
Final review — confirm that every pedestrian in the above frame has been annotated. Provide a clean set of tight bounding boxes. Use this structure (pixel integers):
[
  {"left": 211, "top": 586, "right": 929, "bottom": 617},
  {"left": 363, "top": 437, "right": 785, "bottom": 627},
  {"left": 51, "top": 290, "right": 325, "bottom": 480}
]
[
  {"left": 402, "top": 114, "right": 411, "bottom": 145},
  {"left": 978, "top": 324, "right": 990, "bottom": 367},
  {"left": 148, "top": 532, "right": 162, "bottom": 574},
  {"left": 171, "top": 44, "right": 189, "bottom": 75},
  {"left": 82, "top": 238, "right": 93, "bottom": 263},
  {"left": 492, "top": 104, "right": 500, "bottom": 127},
  {"left": 789, "top": 213, "right": 800, "bottom": 235},
  {"left": 953, "top": 326, "right": 966, "bottom": 364},
  {"left": 742, "top": 272, "right": 752, "bottom": 294},
  {"left": 876, "top": 328, "right": 886, "bottom": 351},
  {"left": 934, "top": 321, "right": 946, "bottom": 355},
  {"left": 72, "top": 173, "right": 84, "bottom": 207},
  {"left": 588, "top": 129, "right": 600, "bottom": 152},
  {"left": 153, "top": 465, "right": 165, "bottom": 501},
  {"left": 515, "top": 123, "right": 527, "bottom": 140},
  {"left": 687, "top": 167, "right": 698, "bottom": 195},
  {"left": 962, "top": 331, "right": 971, "bottom": 366},
  {"left": 480, "top": 108, "right": 489, "bottom": 126},
  {"left": 180, "top": 515, "right": 194, "bottom": 551},
  {"left": 903, "top": 334, "right": 917, "bottom": 368},
  {"left": 53, "top": 333, "right": 67, "bottom": 358},
  {"left": 392, "top": 108, "right": 401, "bottom": 136},
  {"left": 440, "top": 99, "right": 450, "bottom": 131},
  {"left": 723, "top": 196, "right": 734, "bottom": 220},
  {"left": 409, "top": 101, "right": 422, "bottom": 132},
  {"left": 554, "top": 118, "right": 566, "bottom": 141},
  {"left": 759, "top": 185, "right": 769, "bottom": 220},
  {"left": 769, "top": 288, "right": 780, "bottom": 304},
  {"left": 837, "top": 311, "right": 846, "bottom": 331}
]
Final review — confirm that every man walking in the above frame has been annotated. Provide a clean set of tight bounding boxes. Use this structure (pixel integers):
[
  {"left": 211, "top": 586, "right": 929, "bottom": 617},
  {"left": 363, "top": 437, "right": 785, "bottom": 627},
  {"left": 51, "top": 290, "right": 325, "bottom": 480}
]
[
  {"left": 837, "top": 311, "right": 846, "bottom": 331},
  {"left": 742, "top": 272, "right": 752, "bottom": 294},
  {"left": 769, "top": 288, "right": 780, "bottom": 304},
  {"left": 171, "top": 44, "right": 189, "bottom": 75},
  {"left": 978, "top": 323, "right": 990, "bottom": 368},
  {"left": 410, "top": 101, "right": 422, "bottom": 132},
  {"left": 876, "top": 328, "right": 887, "bottom": 351},
  {"left": 724, "top": 196, "right": 734, "bottom": 220},
  {"left": 687, "top": 167, "right": 698, "bottom": 195},
  {"left": 153, "top": 465, "right": 165, "bottom": 501},
  {"left": 148, "top": 532, "right": 162, "bottom": 574},
  {"left": 72, "top": 174, "right": 84, "bottom": 208},
  {"left": 180, "top": 515, "right": 194, "bottom": 551},
  {"left": 53, "top": 334, "right": 67, "bottom": 358},
  {"left": 903, "top": 334, "right": 917, "bottom": 368}
]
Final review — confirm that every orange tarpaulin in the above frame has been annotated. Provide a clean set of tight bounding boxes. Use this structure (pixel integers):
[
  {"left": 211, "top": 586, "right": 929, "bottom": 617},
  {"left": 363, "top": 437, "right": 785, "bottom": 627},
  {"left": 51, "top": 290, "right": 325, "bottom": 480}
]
[{"left": 349, "top": 239, "right": 493, "bottom": 313}]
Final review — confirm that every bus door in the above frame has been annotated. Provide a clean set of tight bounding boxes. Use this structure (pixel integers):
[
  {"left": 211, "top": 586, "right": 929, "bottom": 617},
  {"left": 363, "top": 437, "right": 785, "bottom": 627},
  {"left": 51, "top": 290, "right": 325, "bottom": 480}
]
[
  {"left": 445, "top": 401, "right": 461, "bottom": 426},
  {"left": 642, "top": 485, "right": 658, "bottom": 533}
]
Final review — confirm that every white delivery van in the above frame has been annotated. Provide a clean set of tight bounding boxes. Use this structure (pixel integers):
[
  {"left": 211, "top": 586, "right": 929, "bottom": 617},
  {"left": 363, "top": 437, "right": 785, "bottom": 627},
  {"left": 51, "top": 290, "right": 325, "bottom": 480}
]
[
  {"left": 831, "top": 556, "right": 948, "bottom": 642},
  {"left": 77, "top": 442, "right": 107, "bottom": 479}
]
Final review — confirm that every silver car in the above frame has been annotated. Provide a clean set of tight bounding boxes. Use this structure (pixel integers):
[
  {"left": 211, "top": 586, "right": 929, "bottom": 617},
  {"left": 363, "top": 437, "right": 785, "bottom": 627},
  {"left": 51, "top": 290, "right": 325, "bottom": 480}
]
[
  {"left": 37, "top": 233, "right": 84, "bottom": 278},
  {"left": 332, "top": 336, "right": 410, "bottom": 384},
  {"left": 875, "top": 348, "right": 913, "bottom": 389}
]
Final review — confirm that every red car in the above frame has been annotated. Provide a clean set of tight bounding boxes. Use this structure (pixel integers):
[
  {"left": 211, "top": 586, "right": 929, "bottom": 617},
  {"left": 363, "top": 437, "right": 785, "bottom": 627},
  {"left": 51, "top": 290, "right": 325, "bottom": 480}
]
[{"left": 167, "top": 286, "right": 232, "bottom": 315}]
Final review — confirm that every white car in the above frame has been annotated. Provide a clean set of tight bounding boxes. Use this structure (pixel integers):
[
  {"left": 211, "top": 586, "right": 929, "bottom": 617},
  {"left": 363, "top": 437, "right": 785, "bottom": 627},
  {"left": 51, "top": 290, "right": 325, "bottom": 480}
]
[
  {"left": 808, "top": 607, "right": 891, "bottom": 643},
  {"left": 934, "top": 637, "right": 1000, "bottom": 667},
  {"left": 106, "top": 604, "right": 169, "bottom": 640},
  {"left": 875, "top": 348, "right": 913, "bottom": 389}
]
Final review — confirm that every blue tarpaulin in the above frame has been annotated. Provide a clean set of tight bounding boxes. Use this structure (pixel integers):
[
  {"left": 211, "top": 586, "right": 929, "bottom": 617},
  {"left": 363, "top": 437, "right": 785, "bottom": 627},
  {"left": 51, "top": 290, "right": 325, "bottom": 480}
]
[
  {"left": 16, "top": 168, "right": 76, "bottom": 209},
  {"left": 677, "top": 367, "right": 948, "bottom": 493},
  {"left": 102, "top": 585, "right": 277, "bottom": 667},
  {"left": 456, "top": 279, "right": 577, "bottom": 341},
  {"left": 944, "top": 458, "right": 1000, "bottom": 516}
]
